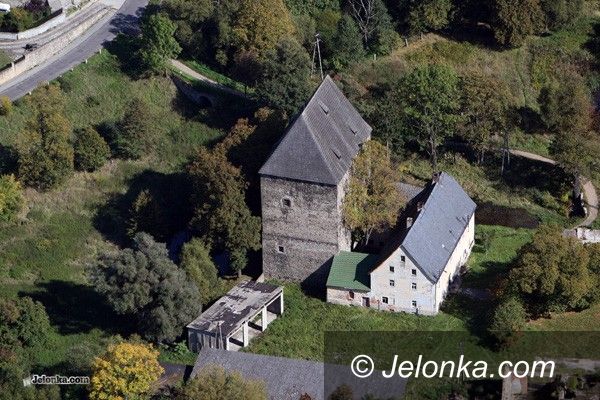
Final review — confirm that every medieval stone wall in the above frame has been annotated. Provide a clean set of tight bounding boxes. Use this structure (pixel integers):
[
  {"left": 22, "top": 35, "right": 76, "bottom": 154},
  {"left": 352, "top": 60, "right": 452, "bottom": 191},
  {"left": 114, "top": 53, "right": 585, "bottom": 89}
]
[{"left": 261, "top": 175, "right": 350, "bottom": 285}]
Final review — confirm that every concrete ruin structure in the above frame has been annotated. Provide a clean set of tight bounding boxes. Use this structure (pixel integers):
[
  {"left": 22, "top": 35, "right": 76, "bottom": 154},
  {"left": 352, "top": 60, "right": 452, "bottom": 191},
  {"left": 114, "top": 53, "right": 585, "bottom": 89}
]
[
  {"left": 186, "top": 281, "right": 283, "bottom": 352},
  {"left": 562, "top": 227, "right": 600, "bottom": 244},
  {"left": 259, "top": 76, "right": 371, "bottom": 286},
  {"left": 326, "top": 172, "right": 476, "bottom": 315}
]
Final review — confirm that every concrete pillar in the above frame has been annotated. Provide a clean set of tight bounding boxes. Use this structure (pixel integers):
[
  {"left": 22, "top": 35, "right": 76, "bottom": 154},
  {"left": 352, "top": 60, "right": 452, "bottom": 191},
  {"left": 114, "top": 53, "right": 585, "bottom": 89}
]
[
  {"left": 243, "top": 322, "right": 249, "bottom": 347},
  {"left": 225, "top": 337, "right": 230, "bottom": 351},
  {"left": 279, "top": 293, "right": 284, "bottom": 315},
  {"left": 261, "top": 306, "right": 268, "bottom": 331}
]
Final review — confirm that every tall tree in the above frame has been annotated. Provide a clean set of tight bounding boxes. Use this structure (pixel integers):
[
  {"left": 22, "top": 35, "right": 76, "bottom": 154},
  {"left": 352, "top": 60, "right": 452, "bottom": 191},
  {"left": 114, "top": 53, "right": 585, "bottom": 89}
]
[
  {"left": 343, "top": 140, "right": 405, "bottom": 248},
  {"left": 459, "top": 72, "right": 512, "bottom": 163},
  {"left": 188, "top": 147, "right": 261, "bottom": 277},
  {"left": 539, "top": 75, "right": 600, "bottom": 195},
  {"left": 115, "top": 98, "right": 157, "bottom": 159},
  {"left": 331, "top": 14, "right": 366, "bottom": 68},
  {"left": 491, "top": 0, "right": 545, "bottom": 47},
  {"left": 408, "top": 0, "right": 453, "bottom": 36},
  {"left": 91, "top": 233, "right": 201, "bottom": 342},
  {"left": 231, "top": 0, "right": 296, "bottom": 57},
  {"left": 17, "top": 85, "right": 74, "bottom": 190},
  {"left": 180, "top": 239, "right": 222, "bottom": 304},
  {"left": 509, "top": 225, "right": 593, "bottom": 314},
  {"left": 90, "top": 342, "right": 163, "bottom": 400},
  {"left": 393, "top": 64, "right": 461, "bottom": 171},
  {"left": 255, "top": 37, "right": 312, "bottom": 117},
  {"left": 139, "top": 13, "right": 182, "bottom": 74}
]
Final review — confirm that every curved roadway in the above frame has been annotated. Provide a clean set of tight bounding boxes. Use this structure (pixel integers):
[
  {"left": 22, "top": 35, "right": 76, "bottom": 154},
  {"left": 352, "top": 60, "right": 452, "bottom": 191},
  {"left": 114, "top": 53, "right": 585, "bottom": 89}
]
[{"left": 0, "top": 0, "right": 149, "bottom": 100}]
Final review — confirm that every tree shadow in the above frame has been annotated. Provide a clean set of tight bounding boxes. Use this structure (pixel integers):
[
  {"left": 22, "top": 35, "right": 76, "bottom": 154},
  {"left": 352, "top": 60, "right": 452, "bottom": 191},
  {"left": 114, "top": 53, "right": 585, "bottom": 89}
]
[
  {"left": 20, "top": 280, "right": 134, "bottom": 336},
  {"left": 441, "top": 293, "right": 494, "bottom": 346},
  {"left": 0, "top": 143, "right": 18, "bottom": 174},
  {"left": 104, "top": 33, "right": 143, "bottom": 79},
  {"left": 93, "top": 169, "right": 193, "bottom": 247}
]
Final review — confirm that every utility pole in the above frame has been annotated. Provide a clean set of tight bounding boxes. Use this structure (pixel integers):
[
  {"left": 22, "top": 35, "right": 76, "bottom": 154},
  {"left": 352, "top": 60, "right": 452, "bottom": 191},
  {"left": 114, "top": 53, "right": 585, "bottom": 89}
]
[
  {"left": 311, "top": 33, "right": 324, "bottom": 81},
  {"left": 501, "top": 130, "right": 510, "bottom": 175}
]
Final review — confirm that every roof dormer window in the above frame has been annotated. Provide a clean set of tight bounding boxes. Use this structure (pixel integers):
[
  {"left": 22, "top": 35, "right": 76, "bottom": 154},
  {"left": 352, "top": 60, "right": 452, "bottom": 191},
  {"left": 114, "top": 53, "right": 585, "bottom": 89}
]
[
  {"left": 332, "top": 148, "right": 341, "bottom": 160},
  {"left": 318, "top": 100, "right": 329, "bottom": 115}
]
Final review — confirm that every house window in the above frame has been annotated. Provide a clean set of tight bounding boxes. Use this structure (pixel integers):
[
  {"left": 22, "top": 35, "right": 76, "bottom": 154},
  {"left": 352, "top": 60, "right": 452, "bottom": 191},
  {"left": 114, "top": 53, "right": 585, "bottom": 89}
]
[
  {"left": 412, "top": 282, "right": 417, "bottom": 290},
  {"left": 382, "top": 296, "right": 389, "bottom": 304},
  {"left": 282, "top": 198, "right": 292, "bottom": 207},
  {"left": 412, "top": 300, "right": 417, "bottom": 308},
  {"left": 277, "top": 245, "right": 285, "bottom": 254},
  {"left": 400, "top": 255, "right": 406, "bottom": 262},
  {"left": 389, "top": 265, "right": 395, "bottom": 273},
  {"left": 349, "top": 291, "right": 355, "bottom": 299},
  {"left": 411, "top": 268, "right": 417, "bottom": 276},
  {"left": 389, "top": 280, "right": 395, "bottom": 287}
]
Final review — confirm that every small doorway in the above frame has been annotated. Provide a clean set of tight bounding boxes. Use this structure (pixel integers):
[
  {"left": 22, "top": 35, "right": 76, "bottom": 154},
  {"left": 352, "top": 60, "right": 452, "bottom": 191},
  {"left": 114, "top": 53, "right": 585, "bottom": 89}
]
[{"left": 362, "top": 297, "right": 370, "bottom": 307}]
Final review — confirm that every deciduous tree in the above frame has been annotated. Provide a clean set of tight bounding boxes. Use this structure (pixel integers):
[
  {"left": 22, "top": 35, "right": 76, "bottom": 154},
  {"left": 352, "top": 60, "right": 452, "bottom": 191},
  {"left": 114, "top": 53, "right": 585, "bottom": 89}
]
[
  {"left": 343, "top": 140, "right": 404, "bottom": 248},
  {"left": 180, "top": 239, "right": 222, "bottom": 304},
  {"left": 91, "top": 233, "right": 201, "bottom": 342},
  {"left": 73, "top": 126, "right": 110, "bottom": 172},
  {"left": 139, "top": 13, "right": 182, "bottom": 75},
  {"left": 540, "top": 0, "right": 583, "bottom": 30},
  {"left": 255, "top": 37, "right": 312, "bottom": 116},
  {"left": 491, "top": 0, "right": 545, "bottom": 47},
  {"left": 408, "top": 0, "right": 453, "bottom": 35},
  {"left": 231, "top": 0, "right": 296, "bottom": 57},
  {"left": 17, "top": 85, "right": 74, "bottom": 190},
  {"left": 0, "top": 174, "right": 24, "bottom": 222},
  {"left": 390, "top": 64, "right": 460, "bottom": 171},
  {"left": 489, "top": 297, "right": 527, "bottom": 345},
  {"left": 89, "top": 341, "right": 163, "bottom": 400},
  {"left": 459, "top": 72, "right": 512, "bottom": 163},
  {"left": 176, "top": 366, "right": 267, "bottom": 400},
  {"left": 509, "top": 225, "right": 593, "bottom": 314}
]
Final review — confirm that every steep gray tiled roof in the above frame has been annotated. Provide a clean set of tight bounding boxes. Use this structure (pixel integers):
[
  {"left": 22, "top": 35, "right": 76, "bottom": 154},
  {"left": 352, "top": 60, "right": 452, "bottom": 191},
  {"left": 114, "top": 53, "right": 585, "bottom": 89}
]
[
  {"left": 259, "top": 76, "right": 372, "bottom": 185},
  {"left": 401, "top": 172, "right": 476, "bottom": 283},
  {"left": 190, "top": 348, "right": 406, "bottom": 400}
]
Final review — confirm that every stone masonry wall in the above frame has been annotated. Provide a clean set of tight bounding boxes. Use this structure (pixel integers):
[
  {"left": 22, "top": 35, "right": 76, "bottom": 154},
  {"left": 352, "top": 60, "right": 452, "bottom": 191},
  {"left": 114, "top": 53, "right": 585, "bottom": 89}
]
[{"left": 261, "top": 175, "right": 349, "bottom": 285}]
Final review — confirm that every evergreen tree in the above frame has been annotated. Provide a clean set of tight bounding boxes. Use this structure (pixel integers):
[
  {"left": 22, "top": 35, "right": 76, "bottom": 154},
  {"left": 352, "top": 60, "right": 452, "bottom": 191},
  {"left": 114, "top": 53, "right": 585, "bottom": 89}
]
[
  {"left": 115, "top": 99, "right": 156, "bottom": 159},
  {"left": 331, "top": 14, "right": 365, "bottom": 68}
]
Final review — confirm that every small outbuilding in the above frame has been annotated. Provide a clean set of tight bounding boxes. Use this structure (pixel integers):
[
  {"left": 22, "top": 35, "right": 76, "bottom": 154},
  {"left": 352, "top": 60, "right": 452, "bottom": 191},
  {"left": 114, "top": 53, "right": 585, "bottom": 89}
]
[{"left": 187, "top": 280, "right": 283, "bottom": 352}]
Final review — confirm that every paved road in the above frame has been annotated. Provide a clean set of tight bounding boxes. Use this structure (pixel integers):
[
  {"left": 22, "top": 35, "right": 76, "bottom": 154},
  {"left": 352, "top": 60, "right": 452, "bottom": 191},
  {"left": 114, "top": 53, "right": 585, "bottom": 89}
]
[
  {"left": 0, "top": 0, "right": 148, "bottom": 100},
  {"left": 509, "top": 149, "right": 598, "bottom": 227}
]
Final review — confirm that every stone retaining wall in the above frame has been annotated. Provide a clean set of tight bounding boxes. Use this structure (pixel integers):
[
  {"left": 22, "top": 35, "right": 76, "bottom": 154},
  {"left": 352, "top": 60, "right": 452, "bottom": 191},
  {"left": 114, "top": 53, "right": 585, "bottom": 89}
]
[
  {"left": 0, "top": 9, "right": 65, "bottom": 41},
  {"left": 0, "top": 7, "right": 108, "bottom": 86}
]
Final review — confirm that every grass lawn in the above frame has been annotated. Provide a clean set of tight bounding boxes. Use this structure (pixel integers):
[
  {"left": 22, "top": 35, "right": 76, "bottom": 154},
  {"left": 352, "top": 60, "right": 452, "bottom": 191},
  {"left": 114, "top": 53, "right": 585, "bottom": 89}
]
[{"left": 464, "top": 225, "right": 534, "bottom": 289}]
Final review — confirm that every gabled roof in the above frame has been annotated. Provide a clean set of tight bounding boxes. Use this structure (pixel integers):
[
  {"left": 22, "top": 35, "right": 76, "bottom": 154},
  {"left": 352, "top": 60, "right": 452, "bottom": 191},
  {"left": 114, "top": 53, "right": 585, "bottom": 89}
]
[
  {"left": 399, "top": 172, "right": 476, "bottom": 283},
  {"left": 259, "top": 76, "right": 372, "bottom": 185},
  {"left": 326, "top": 251, "right": 378, "bottom": 291},
  {"left": 191, "top": 348, "right": 407, "bottom": 400}
]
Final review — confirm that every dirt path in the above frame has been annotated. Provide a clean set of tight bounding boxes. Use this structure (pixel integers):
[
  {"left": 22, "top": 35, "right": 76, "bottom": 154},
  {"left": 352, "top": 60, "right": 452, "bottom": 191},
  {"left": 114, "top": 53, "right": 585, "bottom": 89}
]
[
  {"left": 509, "top": 149, "right": 598, "bottom": 227},
  {"left": 170, "top": 59, "right": 247, "bottom": 99}
]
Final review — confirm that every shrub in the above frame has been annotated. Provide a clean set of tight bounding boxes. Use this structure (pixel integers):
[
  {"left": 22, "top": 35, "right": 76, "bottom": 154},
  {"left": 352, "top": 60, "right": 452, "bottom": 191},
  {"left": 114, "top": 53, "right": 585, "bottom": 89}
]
[
  {"left": 114, "top": 99, "right": 156, "bottom": 159},
  {"left": 490, "top": 297, "right": 527, "bottom": 345},
  {"left": 176, "top": 366, "right": 267, "bottom": 400},
  {"left": 73, "top": 127, "right": 110, "bottom": 172},
  {"left": 0, "top": 96, "right": 13, "bottom": 116},
  {"left": 0, "top": 174, "right": 24, "bottom": 222}
]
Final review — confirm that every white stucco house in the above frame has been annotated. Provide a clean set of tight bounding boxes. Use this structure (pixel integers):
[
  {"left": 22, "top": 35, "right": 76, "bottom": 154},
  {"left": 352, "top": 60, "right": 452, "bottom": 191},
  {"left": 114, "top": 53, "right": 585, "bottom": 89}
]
[{"left": 326, "top": 172, "right": 476, "bottom": 315}]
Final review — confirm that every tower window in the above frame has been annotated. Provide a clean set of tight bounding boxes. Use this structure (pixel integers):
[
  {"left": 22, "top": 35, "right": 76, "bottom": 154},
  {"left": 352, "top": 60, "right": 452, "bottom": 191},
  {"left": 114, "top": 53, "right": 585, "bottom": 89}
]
[
  {"left": 282, "top": 198, "right": 292, "bottom": 207},
  {"left": 277, "top": 245, "right": 285, "bottom": 254},
  {"left": 389, "top": 265, "right": 395, "bottom": 273},
  {"left": 411, "top": 269, "right": 417, "bottom": 276},
  {"left": 412, "top": 282, "right": 417, "bottom": 290},
  {"left": 389, "top": 280, "right": 395, "bottom": 287}
]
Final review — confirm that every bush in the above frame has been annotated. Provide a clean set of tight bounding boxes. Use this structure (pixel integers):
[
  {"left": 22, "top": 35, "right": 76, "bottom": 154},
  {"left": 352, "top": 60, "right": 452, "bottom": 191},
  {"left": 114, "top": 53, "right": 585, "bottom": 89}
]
[
  {"left": 176, "top": 366, "right": 267, "bottom": 400},
  {"left": 73, "top": 127, "right": 110, "bottom": 172},
  {"left": 114, "top": 99, "right": 156, "bottom": 159},
  {"left": 0, "top": 174, "right": 24, "bottom": 222},
  {"left": 0, "top": 96, "right": 13, "bottom": 116},
  {"left": 490, "top": 297, "right": 527, "bottom": 345}
]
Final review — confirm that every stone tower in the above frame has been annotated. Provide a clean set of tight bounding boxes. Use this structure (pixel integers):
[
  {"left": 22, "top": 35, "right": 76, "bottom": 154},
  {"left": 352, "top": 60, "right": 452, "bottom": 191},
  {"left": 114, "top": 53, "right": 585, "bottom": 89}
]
[{"left": 259, "top": 76, "right": 372, "bottom": 286}]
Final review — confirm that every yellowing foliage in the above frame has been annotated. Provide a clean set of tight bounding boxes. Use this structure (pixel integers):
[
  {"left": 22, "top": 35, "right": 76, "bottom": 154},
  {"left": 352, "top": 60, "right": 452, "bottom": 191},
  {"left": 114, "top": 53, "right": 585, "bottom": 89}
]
[{"left": 89, "top": 342, "right": 163, "bottom": 400}]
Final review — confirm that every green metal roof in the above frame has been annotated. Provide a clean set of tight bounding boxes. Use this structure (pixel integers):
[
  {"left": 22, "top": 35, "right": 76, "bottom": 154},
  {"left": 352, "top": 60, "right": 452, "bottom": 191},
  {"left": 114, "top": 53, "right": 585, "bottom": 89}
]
[{"left": 326, "top": 251, "right": 379, "bottom": 291}]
